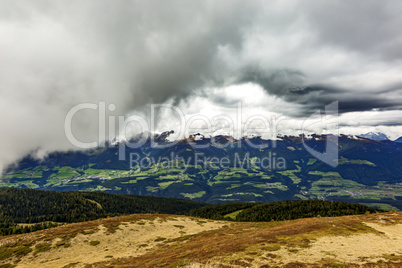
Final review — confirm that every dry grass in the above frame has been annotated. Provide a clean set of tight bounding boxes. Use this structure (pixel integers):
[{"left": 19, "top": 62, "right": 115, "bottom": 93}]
[
  {"left": 0, "top": 212, "right": 401, "bottom": 267},
  {"left": 0, "top": 214, "right": 225, "bottom": 268},
  {"left": 89, "top": 212, "right": 402, "bottom": 267}
]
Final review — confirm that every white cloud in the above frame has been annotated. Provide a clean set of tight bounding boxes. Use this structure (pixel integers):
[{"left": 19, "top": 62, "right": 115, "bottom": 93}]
[{"left": 0, "top": 0, "right": 401, "bottom": 170}]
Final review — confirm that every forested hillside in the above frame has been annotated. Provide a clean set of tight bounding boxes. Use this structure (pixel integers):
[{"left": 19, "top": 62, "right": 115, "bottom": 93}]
[
  {"left": 2, "top": 135, "right": 401, "bottom": 210},
  {"left": 0, "top": 188, "right": 205, "bottom": 235},
  {"left": 188, "top": 200, "right": 381, "bottom": 221},
  {"left": 0, "top": 188, "right": 382, "bottom": 236}
]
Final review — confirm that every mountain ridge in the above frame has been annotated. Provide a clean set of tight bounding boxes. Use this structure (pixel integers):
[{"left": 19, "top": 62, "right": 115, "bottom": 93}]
[
  {"left": 358, "top": 131, "right": 389, "bottom": 141},
  {"left": 1, "top": 134, "right": 401, "bottom": 210}
]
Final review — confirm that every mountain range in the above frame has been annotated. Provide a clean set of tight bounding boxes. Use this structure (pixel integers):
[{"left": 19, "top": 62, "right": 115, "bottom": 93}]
[{"left": 1, "top": 134, "right": 401, "bottom": 210}]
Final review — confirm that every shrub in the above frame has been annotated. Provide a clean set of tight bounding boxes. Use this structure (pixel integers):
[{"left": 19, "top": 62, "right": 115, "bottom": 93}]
[
  {"left": 34, "top": 242, "right": 51, "bottom": 255},
  {"left": 89, "top": 241, "right": 100, "bottom": 246}
]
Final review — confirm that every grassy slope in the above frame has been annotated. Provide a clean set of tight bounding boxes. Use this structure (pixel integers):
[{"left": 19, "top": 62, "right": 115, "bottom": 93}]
[{"left": 0, "top": 212, "right": 401, "bottom": 267}]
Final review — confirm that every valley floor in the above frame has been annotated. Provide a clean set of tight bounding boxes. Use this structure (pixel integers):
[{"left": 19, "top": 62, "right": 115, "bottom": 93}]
[{"left": 0, "top": 212, "right": 401, "bottom": 267}]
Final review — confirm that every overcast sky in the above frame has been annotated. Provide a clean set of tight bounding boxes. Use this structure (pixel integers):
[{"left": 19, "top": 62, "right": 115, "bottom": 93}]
[{"left": 0, "top": 0, "right": 402, "bottom": 170}]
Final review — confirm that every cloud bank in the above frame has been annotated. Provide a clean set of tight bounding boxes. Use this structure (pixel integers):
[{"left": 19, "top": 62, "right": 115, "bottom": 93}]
[{"left": 0, "top": 0, "right": 402, "bottom": 169}]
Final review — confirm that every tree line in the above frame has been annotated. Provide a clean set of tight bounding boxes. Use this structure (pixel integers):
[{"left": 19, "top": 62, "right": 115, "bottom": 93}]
[
  {"left": 188, "top": 200, "right": 382, "bottom": 221},
  {"left": 0, "top": 188, "right": 205, "bottom": 235},
  {"left": 0, "top": 188, "right": 383, "bottom": 236}
]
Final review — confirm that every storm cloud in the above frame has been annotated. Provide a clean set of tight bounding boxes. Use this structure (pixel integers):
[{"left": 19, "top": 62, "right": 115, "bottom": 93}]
[{"left": 0, "top": 0, "right": 402, "bottom": 170}]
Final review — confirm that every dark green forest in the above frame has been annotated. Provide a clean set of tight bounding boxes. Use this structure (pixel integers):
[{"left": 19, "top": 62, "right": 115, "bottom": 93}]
[
  {"left": 0, "top": 188, "right": 383, "bottom": 236},
  {"left": 188, "top": 200, "right": 382, "bottom": 221},
  {"left": 0, "top": 188, "right": 204, "bottom": 235}
]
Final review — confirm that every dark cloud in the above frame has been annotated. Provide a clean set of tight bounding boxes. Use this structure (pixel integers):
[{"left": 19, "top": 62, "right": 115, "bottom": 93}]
[
  {"left": 302, "top": 0, "right": 402, "bottom": 61},
  {"left": 0, "top": 0, "right": 402, "bottom": 170}
]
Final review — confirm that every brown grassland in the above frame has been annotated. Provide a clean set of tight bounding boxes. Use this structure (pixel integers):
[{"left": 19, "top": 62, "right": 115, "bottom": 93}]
[{"left": 0, "top": 212, "right": 401, "bottom": 267}]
